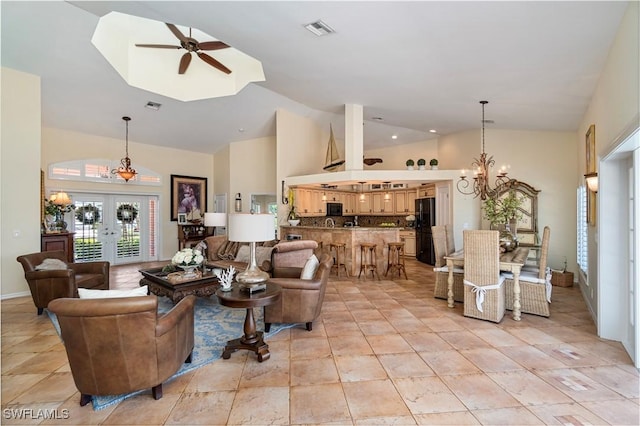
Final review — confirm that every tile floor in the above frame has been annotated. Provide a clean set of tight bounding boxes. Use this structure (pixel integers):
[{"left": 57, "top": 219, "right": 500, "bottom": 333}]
[{"left": 2, "top": 258, "right": 639, "bottom": 425}]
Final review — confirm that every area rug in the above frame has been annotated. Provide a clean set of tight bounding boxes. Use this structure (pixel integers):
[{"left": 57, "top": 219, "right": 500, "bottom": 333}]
[{"left": 46, "top": 295, "right": 295, "bottom": 410}]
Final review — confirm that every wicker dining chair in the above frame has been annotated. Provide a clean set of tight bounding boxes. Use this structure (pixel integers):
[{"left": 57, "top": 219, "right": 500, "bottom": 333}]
[
  {"left": 504, "top": 226, "right": 552, "bottom": 317},
  {"left": 463, "top": 230, "right": 506, "bottom": 323},
  {"left": 432, "top": 225, "right": 464, "bottom": 301}
]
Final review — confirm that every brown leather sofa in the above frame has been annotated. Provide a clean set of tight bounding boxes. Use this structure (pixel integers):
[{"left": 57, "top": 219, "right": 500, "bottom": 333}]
[
  {"left": 264, "top": 252, "right": 332, "bottom": 332},
  {"left": 48, "top": 295, "right": 195, "bottom": 406},
  {"left": 17, "top": 250, "right": 110, "bottom": 315}
]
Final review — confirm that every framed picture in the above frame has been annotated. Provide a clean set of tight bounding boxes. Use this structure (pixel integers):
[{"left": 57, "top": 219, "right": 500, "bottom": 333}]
[
  {"left": 586, "top": 124, "right": 596, "bottom": 174},
  {"left": 585, "top": 125, "right": 596, "bottom": 225},
  {"left": 177, "top": 213, "right": 188, "bottom": 225},
  {"left": 171, "top": 175, "right": 207, "bottom": 222}
]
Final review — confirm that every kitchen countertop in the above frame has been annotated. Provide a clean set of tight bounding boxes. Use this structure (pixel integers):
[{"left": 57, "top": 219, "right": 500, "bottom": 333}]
[{"left": 281, "top": 225, "right": 414, "bottom": 231}]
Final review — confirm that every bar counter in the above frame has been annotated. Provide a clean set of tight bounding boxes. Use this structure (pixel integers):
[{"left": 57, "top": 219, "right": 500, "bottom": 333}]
[{"left": 280, "top": 225, "right": 401, "bottom": 277}]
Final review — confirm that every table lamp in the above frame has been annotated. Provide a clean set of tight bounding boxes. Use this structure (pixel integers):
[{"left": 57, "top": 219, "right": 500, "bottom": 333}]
[
  {"left": 204, "top": 212, "right": 226, "bottom": 235},
  {"left": 228, "top": 213, "right": 275, "bottom": 292}
]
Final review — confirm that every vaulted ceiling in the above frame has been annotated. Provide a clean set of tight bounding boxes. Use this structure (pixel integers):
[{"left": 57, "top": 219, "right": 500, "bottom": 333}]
[{"left": 1, "top": 1, "right": 628, "bottom": 154}]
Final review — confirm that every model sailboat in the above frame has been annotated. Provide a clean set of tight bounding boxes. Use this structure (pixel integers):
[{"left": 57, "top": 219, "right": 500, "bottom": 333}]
[{"left": 323, "top": 124, "right": 345, "bottom": 171}]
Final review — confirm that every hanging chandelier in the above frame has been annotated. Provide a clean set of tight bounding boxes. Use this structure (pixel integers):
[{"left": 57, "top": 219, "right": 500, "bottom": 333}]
[
  {"left": 112, "top": 116, "right": 137, "bottom": 182},
  {"left": 456, "top": 101, "right": 511, "bottom": 200}
]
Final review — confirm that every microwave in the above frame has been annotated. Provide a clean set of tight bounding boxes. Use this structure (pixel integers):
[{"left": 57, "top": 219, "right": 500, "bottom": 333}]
[{"left": 326, "top": 202, "right": 343, "bottom": 216}]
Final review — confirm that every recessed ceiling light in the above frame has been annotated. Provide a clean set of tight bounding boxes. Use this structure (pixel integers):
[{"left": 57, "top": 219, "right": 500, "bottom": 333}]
[
  {"left": 238, "top": 128, "right": 245, "bottom": 133},
  {"left": 145, "top": 101, "right": 161, "bottom": 110},
  {"left": 429, "top": 129, "right": 437, "bottom": 133},
  {"left": 304, "top": 20, "right": 335, "bottom": 37},
  {"left": 391, "top": 135, "right": 398, "bottom": 140}
]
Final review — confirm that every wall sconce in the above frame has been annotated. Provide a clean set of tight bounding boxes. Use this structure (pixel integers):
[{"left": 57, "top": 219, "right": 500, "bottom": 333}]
[
  {"left": 585, "top": 172, "right": 598, "bottom": 193},
  {"left": 281, "top": 180, "right": 288, "bottom": 204},
  {"left": 235, "top": 193, "right": 242, "bottom": 212}
]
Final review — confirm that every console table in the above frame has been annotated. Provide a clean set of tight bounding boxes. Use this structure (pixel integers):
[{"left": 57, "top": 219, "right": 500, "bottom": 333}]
[{"left": 41, "top": 232, "right": 75, "bottom": 263}]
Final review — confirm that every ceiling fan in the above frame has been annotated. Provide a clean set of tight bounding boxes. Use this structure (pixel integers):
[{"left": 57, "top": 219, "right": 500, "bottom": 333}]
[
  {"left": 364, "top": 157, "right": 383, "bottom": 166},
  {"left": 136, "top": 23, "right": 232, "bottom": 75}
]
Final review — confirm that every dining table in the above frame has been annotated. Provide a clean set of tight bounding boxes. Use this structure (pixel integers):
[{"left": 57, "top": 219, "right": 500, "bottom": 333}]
[{"left": 444, "top": 246, "right": 530, "bottom": 321}]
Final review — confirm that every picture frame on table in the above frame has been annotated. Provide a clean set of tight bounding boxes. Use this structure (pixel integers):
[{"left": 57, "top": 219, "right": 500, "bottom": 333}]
[
  {"left": 171, "top": 175, "right": 207, "bottom": 222},
  {"left": 585, "top": 125, "right": 596, "bottom": 225},
  {"left": 177, "top": 213, "right": 188, "bottom": 225}
]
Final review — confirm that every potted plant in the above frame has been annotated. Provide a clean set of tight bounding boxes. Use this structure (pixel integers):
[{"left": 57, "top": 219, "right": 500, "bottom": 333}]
[
  {"left": 483, "top": 191, "right": 523, "bottom": 231},
  {"left": 417, "top": 159, "right": 426, "bottom": 170},
  {"left": 406, "top": 159, "right": 415, "bottom": 170},
  {"left": 430, "top": 158, "right": 439, "bottom": 170},
  {"left": 287, "top": 189, "right": 300, "bottom": 225}
]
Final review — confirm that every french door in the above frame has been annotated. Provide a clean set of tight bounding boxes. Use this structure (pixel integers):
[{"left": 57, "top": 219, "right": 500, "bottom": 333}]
[{"left": 68, "top": 193, "right": 159, "bottom": 265}]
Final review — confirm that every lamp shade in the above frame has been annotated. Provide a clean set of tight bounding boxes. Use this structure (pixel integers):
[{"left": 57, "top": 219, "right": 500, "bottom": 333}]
[
  {"left": 228, "top": 213, "right": 274, "bottom": 242},
  {"left": 585, "top": 172, "right": 599, "bottom": 192},
  {"left": 204, "top": 212, "right": 227, "bottom": 227},
  {"left": 52, "top": 192, "right": 72, "bottom": 206}
]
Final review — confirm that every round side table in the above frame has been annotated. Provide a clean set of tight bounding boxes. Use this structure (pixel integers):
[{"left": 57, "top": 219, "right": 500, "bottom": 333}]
[{"left": 215, "top": 282, "right": 281, "bottom": 362}]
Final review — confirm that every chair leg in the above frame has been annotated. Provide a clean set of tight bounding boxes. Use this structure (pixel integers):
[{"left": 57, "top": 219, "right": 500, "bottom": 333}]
[
  {"left": 264, "top": 323, "right": 271, "bottom": 332},
  {"left": 152, "top": 384, "right": 163, "bottom": 400},
  {"left": 79, "top": 394, "right": 92, "bottom": 406},
  {"left": 306, "top": 322, "right": 312, "bottom": 331},
  {"left": 185, "top": 352, "right": 192, "bottom": 363},
  {"left": 37, "top": 307, "right": 44, "bottom": 315}
]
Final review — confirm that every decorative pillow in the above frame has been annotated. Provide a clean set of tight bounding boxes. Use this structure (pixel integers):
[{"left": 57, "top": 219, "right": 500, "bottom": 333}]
[
  {"left": 35, "top": 258, "right": 68, "bottom": 270},
  {"left": 193, "top": 240, "right": 207, "bottom": 254},
  {"left": 234, "top": 246, "right": 274, "bottom": 267},
  {"left": 218, "top": 241, "right": 240, "bottom": 260},
  {"left": 234, "top": 245, "right": 251, "bottom": 263},
  {"left": 78, "top": 286, "right": 148, "bottom": 299},
  {"left": 300, "top": 254, "right": 320, "bottom": 279}
]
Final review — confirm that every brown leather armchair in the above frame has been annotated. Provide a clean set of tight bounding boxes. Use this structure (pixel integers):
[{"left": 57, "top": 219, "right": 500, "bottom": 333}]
[
  {"left": 270, "top": 240, "right": 319, "bottom": 277},
  {"left": 17, "top": 250, "right": 110, "bottom": 315},
  {"left": 264, "top": 252, "right": 332, "bottom": 332},
  {"left": 48, "top": 295, "right": 195, "bottom": 406}
]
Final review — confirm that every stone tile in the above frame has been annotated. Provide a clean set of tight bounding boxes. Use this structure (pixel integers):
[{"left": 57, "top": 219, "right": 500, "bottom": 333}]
[
  {"left": 102, "top": 393, "right": 180, "bottom": 425},
  {"left": 164, "top": 391, "right": 235, "bottom": 425},
  {"left": 290, "top": 336, "right": 332, "bottom": 359},
  {"left": 402, "top": 331, "right": 453, "bottom": 352},
  {"left": 378, "top": 353, "right": 435, "bottom": 378},
  {"left": 328, "top": 335, "right": 374, "bottom": 356},
  {"left": 342, "top": 379, "right": 411, "bottom": 419},
  {"left": 488, "top": 370, "right": 573, "bottom": 406},
  {"left": 393, "top": 376, "right": 468, "bottom": 414},
  {"left": 419, "top": 350, "right": 481, "bottom": 376},
  {"left": 413, "top": 411, "right": 480, "bottom": 425},
  {"left": 291, "top": 356, "right": 339, "bottom": 386},
  {"left": 438, "top": 330, "right": 491, "bottom": 350},
  {"left": 185, "top": 361, "right": 243, "bottom": 392},
  {"left": 459, "top": 348, "right": 524, "bottom": 373},
  {"left": 527, "top": 402, "right": 609, "bottom": 425},
  {"left": 470, "top": 328, "right": 527, "bottom": 347},
  {"left": 366, "top": 334, "right": 414, "bottom": 354},
  {"left": 534, "top": 368, "right": 625, "bottom": 402},
  {"left": 335, "top": 354, "right": 388, "bottom": 382},
  {"left": 227, "top": 386, "right": 289, "bottom": 425},
  {"left": 470, "top": 407, "right": 545, "bottom": 425},
  {"left": 576, "top": 365, "right": 640, "bottom": 399},
  {"left": 291, "top": 383, "right": 351, "bottom": 424},
  {"left": 580, "top": 399, "right": 640, "bottom": 425},
  {"left": 441, "top": 374, "right": 521, "bottom": 410},
  {"left": 238, "top": 358, "right": 290, "bottom": 388},
  {"left": 496, "top": 345, "right": 567, "bottom": 370}
]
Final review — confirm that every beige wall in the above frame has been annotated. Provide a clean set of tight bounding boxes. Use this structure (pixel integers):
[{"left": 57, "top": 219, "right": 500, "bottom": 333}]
[
  {"left": 1, "top": 68, "right": 42, "bottom": 297},
  {"left": 40, "top": 127, "right": 214, "bottom": 264},
  {"left": 229, "top": 136, "right": 277, "bottom": 213},
  {"left": 213, "top": 145, "right": 230, "bottom": 212},
  {"left": 577, "top": 2, "right": 640, "bottom": 314},
  {"left": 364, "top": 139, "right": 439, "bottom": 170}
]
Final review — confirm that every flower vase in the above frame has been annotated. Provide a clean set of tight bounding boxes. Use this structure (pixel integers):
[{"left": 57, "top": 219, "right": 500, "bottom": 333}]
[{"left": 179, "top": 265, "right": 199, "bottom": 278}]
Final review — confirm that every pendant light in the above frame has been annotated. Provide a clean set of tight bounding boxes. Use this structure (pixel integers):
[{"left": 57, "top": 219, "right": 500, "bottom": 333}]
[{"left": 112, "top": 116, "right": 137, "bottom": 182}]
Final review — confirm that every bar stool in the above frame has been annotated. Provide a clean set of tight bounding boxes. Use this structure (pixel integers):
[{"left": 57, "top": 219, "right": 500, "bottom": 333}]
[
  {"left": 385, "top": 242, "right": 408, "bottom": 279},
  {"left": 358, "top": 243, "right": 380, "bottom": 280},
  {"left": 329, "top": 242, "right": 349, "bottom": 278}
]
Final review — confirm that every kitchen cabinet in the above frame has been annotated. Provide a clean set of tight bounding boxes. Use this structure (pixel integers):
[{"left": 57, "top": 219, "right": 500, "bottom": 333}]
[
  {"left": 407, "top": 190, "right": 417, "bottom": 214},
  {"left": 394, "top": 190, "right": 418, "bottom": 214},
  {"left": 418, "top": 184, "right": 435, "bottom": 198},
  {"left": 372, "top": 193, "right": 393, "bottom": 214},
  {"left": 343, "top": 193, "right": 356, "bottom": 214},
  {"left": 358, "top": 193, "right": 372, "bottom": 214},
  {"left": 399, "top": 230, "right": 416, "bottom": 257}
]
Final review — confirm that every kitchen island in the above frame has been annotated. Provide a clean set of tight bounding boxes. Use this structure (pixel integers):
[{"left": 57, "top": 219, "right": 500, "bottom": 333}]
[{"left": 280, "top": 225, "right": 402, "bottom": 277}]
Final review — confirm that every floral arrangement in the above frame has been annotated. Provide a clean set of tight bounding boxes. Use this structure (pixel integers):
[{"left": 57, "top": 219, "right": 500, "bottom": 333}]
[
  {"left": 287, "top": 188, "right": 298, "bottom": 220},
  {"left": 171, "top": 247, "right": 204, "bottom": 267},
  {"left": 483, "top": 191, "right": 523, "bottom": 227},
  {"left": 44, "top": 198, "right": 75, "bottom": 217}
]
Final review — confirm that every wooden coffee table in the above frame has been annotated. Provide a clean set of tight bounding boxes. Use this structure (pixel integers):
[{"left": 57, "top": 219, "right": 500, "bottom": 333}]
[
  {"left": 139, "top": 267, "right": 219, "bottom": 303},
  {"left": 216, "top": 282, "right": 281, "bottom": 362}
]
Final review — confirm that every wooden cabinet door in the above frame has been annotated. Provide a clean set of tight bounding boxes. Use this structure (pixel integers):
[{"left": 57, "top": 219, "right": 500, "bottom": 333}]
[
  {"left": 394, "top": 191, "right": 407, "bottom": 213},
  {"left": 407, "top": 190, "right": 417, "bottom": 214},
  {"left": 400, "top": 231, "right": 416, "bottom": 256},
  {"left": 358, "top": 193, "right": 371, "bottom": 214}
]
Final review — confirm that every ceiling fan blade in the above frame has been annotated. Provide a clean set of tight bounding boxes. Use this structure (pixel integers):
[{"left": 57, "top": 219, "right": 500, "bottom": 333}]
[
  {"left": 135, "top": 44, "right": 182, "bottom": 49},
  {"left": 197, "top": 52, "right": 232, "bottom": 74},
  {"left": 166, "top": 23, "right": 189, "bottom": 44},
  {"left": 198, "top": 41, "right": 230, "bottom": 51},
  {"left": 179, "top": 52, "right": 192, "bottom": 74}
]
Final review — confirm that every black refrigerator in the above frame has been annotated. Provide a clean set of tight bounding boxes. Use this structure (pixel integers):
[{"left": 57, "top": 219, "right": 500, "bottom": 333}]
[{"left": 415, "top": 198, "right": 436, "bottom": 265}]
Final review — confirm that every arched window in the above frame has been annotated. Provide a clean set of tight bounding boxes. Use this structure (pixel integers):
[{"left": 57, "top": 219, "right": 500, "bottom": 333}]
[{"left": 48, "top": 159, "right": 161, "bottom": 186}]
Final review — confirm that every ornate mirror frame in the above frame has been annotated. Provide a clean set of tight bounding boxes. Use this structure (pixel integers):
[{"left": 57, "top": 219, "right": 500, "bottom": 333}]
[{"left": 497, "top": 180, "right": 541, "bottom": 246}]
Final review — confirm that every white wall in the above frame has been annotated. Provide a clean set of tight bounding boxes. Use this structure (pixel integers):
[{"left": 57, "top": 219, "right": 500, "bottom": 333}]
[
  {"left": 229, "top": 136, "right": 277, "bottom": 213},
  {"left": 1, "top": 68, "right": 42, "bottom": 297},
  {"left": 364, "top": 139, "right": 439, "bottom": 171}
]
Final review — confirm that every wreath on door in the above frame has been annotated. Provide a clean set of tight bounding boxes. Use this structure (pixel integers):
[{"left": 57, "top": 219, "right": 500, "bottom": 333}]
[
  {"left": 75, "top": 205, "right": 100, "bottom": 225},
  {"left": 117, "top": 204, "right": 138, "bottom": 223}
]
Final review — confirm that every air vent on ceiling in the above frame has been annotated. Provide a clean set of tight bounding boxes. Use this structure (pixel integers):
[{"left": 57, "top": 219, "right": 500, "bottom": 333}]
[
  {"left": 145, "top": 101, "right": 162, "bottom": 111},
  {"left": 304, "top": 20, "right": 335, "bottom": 37}
]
